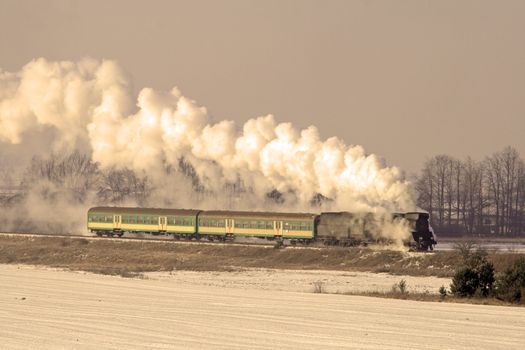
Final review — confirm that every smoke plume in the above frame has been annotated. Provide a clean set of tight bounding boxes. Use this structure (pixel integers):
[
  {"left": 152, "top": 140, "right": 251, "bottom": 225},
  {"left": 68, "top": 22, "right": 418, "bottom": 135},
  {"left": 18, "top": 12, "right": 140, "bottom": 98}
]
[{"left": 0, "top": 58, "right": 415, "bottom": 235}]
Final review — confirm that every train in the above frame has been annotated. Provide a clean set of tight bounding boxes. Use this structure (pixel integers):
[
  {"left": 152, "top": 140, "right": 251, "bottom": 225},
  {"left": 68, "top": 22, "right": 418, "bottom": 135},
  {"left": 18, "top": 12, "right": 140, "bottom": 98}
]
[{"left": 87, "top": 207, "right": 437, "bottom": 250}]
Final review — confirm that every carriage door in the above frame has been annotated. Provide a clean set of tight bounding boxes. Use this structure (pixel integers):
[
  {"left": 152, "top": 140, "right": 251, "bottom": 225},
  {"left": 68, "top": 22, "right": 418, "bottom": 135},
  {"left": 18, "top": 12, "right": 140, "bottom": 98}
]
[
  {"left": 275, "top": 221, "right": 283, "bottom": 236},
  {"left": 226, "top": 219, "right": 234, "bottom": 234},
  {"left": 114, "top": 215, "right": 121, "bottom": 230},
  {"left": 159, "top": 217, "right": 167, "bottom": 231}
]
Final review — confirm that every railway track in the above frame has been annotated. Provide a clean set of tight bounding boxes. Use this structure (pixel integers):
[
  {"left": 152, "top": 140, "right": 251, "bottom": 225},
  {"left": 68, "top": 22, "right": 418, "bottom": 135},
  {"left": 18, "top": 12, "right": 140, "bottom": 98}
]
[
  {"left": 0, "top": 231, "right": 325, "bottom": 250},
  {"left": 0, "top": 231, "right": 439, "bottom": 252}
]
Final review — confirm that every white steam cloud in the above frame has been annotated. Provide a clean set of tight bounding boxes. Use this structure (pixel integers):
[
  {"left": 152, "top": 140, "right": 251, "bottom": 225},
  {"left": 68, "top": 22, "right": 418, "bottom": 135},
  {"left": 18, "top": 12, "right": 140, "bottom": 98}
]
[{"left": 0, "top": 58, "right": 415, "bottom": 213}]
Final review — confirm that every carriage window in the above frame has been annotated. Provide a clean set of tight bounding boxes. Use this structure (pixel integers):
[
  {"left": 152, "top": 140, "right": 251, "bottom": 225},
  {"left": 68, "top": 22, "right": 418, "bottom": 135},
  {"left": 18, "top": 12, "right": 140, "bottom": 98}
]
[{"left": 266, "top": 222, "right": 273, "bottom": 229}]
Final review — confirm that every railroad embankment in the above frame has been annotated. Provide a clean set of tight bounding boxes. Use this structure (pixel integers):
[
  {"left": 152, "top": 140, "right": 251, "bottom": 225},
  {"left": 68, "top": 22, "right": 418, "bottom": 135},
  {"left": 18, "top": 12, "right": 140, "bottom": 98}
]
[{"left": 0, "top": 235, "right": 523, "bottom": 278}]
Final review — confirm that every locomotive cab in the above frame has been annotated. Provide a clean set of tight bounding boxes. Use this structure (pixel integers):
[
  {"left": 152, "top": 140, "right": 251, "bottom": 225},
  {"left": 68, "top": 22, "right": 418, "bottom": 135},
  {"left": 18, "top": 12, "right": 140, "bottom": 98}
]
[{"left": 405, "top": 211, "right": 437, "bottom": 251}]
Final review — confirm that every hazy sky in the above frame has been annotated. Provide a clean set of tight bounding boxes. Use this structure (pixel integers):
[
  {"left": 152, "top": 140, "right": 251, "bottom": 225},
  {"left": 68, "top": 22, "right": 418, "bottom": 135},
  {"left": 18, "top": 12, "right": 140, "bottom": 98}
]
[{"left": 1, "top": 0, "right": 523, "bottom": 173}]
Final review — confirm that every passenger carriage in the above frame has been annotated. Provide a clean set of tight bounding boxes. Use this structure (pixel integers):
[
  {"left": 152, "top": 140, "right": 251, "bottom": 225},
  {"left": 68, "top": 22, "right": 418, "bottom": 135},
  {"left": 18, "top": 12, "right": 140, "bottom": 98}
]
[
  {"left": 87, "top": 207, "right": 199, "bottom": 238},
  {"left": 198, "top": 211, "right": 316, "bottom": 243}
]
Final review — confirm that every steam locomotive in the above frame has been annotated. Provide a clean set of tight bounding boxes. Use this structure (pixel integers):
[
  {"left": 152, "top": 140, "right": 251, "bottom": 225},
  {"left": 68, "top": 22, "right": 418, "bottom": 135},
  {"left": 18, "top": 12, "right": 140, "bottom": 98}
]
[{"left": 87, "top": 207, "right": 437, "bottom": 251}]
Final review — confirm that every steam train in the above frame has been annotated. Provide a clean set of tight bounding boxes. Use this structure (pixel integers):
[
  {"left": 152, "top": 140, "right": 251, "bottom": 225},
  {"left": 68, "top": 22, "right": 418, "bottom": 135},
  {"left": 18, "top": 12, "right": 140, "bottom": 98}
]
[{"left": 87, "top": 207, "right": 437, "bottom": 251}]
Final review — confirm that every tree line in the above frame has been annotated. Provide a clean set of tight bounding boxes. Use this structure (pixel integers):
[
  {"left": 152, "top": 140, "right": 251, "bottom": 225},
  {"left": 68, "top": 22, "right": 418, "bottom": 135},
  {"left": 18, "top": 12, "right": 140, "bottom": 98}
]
[
  {"left": 0, "top": 151, "right": 151, "bottom": 206},
  {"left": 2, "top": 147, "right": 524, "bottom": 236},
  {"left": 415, "top": 146, "right": 525, "bottom": 235}
]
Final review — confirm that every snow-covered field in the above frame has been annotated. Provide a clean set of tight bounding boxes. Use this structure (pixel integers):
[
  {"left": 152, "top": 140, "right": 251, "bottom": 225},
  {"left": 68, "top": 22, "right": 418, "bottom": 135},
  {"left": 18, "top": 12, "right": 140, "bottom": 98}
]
[{"left": 0, "top": 264, "right": 523, "bottom": 349}]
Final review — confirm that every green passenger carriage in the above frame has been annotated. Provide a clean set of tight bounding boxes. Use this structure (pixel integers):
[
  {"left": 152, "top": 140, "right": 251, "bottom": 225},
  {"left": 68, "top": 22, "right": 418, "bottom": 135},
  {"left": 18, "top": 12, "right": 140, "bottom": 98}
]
[
  {"left": 198, "top": 211, "right": 315, "bottom": 241},
  {"left": 87, "top": 207, "right": 199, "bottom": 237},
  {"left": 87, "top": 207, "right": 315, "bottom": 242}
]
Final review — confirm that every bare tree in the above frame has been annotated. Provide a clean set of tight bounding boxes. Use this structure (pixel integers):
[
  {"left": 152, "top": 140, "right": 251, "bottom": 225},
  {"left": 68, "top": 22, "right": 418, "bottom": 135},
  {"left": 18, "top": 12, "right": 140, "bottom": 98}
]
[
  {"left": 453, "top": 159, "right": 463, "bottom": 230},
  {"left": 415, "top": 158, "right": 435, "bottom": 215},
  {"left": 485, "top": 147, "right": 523, "bottom": 234},
  {"left": 415, "top": 148, "right": 524, "bottom": 235},
  {"left": 23, "top": 151, "right": 100, "bottom": 202},
  {"left": 98, "top": 168, "right": 150, "bottom": 205},
  {"left": 461, "top": 158, "right": 484, "bottom": 233}
]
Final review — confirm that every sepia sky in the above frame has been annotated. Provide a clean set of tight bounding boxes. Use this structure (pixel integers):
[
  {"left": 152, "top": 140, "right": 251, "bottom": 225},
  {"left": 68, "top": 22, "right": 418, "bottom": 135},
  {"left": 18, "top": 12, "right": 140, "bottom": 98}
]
[{"left": 1, "top": 0, "right": 524, "bottom": 173}]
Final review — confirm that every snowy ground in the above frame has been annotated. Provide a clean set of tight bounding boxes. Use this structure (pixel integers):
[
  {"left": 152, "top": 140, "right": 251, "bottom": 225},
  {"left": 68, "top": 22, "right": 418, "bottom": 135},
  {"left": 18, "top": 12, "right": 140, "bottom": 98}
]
[
  {"left": 146, "top": 267, "right": 450, "bottom": 294},
  {"left": 0, "top": 264, "right": 523, "bottom": 349}
]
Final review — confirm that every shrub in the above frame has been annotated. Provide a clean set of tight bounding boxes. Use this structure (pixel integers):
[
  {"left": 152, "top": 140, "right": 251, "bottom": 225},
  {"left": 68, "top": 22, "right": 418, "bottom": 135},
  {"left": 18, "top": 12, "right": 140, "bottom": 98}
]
[
  {"left": 391, "top": 279, "right": 408, "bottom": 295},
  {"left": 476, "top": 258, "right": 495, "bottom": 296},
  {"left": 397, "top": 279, "right": 407, "bottom": 294},
  {"left": 312, "top": 281, "right": 325, "bottom": 293},
  {"left": 450, "top": 266, "right": 479, "bottom": 297},
  {"left": 495, "top": 257, "right": 525, "bottom": 304},
  {"left": 439, "top": 285, "right": 447, "bottom": 300},
  {"left": 450, "top": 252, "right": 494, "bottom": 298},
  {"left": 453, "top": 240, "right": 477, "bottom": 260}
]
